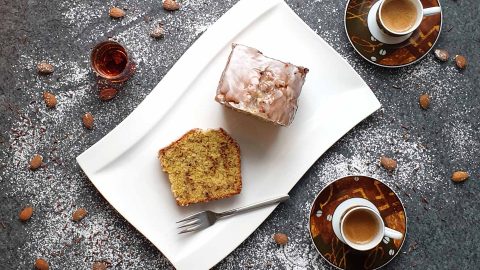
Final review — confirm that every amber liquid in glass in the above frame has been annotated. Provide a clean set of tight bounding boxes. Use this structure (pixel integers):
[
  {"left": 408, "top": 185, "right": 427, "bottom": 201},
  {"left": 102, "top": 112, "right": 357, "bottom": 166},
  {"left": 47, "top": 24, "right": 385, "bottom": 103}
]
[
  {"left": 91, "top": 41, "right": 133, "bottom": 82},
  {"left": 97, "top": 49, "right": 127, "bottom": 77}
]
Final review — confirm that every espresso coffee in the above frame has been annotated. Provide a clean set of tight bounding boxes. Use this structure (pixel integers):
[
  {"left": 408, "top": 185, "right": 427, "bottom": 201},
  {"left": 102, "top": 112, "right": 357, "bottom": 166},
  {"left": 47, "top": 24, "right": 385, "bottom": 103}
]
[
  {"left": 381, "top": 0, "right": 418, "bottom": 33},
  {"left": 342, "top": 208, "right": 380, "bottom": 244}
]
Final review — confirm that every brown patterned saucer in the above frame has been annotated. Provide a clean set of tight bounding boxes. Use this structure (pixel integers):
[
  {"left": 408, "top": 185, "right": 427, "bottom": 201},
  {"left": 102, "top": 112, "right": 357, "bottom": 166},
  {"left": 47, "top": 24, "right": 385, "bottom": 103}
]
[
  {"left": 309, "top": 176, "right": 407, "bottom": 269},
  {"left": 344, "top": 0, "right": 442, "bottom": 68}
]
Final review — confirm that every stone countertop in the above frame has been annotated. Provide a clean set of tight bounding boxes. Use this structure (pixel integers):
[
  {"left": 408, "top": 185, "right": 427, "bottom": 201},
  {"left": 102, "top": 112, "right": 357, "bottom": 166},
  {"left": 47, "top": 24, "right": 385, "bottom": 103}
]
[{"left": 0, "top": 0, "right": 478, "bottom": 269}]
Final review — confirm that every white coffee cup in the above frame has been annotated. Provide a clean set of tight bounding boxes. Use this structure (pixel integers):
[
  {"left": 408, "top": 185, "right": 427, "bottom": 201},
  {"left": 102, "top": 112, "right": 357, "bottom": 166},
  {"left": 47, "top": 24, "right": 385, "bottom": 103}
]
[
  {"left": 332, "top": 198, "right": 403, "bottom": 251},
  {"left": 367, "top": 0, "right": 441, "bottom": 44}
]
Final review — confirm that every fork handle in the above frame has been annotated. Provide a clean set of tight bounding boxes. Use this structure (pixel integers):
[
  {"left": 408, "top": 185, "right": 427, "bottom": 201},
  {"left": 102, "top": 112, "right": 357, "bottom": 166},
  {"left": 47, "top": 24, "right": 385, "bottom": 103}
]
[{"left": 218, "top": 195, "right": 290, "bottom": 218}]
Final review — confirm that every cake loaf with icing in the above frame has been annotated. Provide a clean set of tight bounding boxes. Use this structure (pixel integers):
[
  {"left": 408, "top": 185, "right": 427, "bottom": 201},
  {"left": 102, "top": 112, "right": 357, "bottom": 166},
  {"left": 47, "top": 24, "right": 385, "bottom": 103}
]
[{"left": 215, "top": 44, "right": 309, "bottom": 126}]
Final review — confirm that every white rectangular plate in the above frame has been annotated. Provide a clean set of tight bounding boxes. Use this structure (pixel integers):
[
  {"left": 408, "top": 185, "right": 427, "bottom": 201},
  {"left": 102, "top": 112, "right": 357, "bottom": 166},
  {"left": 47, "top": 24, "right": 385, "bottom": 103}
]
[{"left": 76, "top": 0, "right": 381, "bottom": 269}]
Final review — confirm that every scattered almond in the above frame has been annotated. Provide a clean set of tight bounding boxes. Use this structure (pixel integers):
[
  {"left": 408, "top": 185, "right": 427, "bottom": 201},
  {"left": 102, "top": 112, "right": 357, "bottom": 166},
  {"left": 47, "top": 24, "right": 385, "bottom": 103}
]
[
  {"left": 30, "top": 154, "right": 43, "bottom": 170},
  {"left": 163, "top": 0, "right": 180, "bottom": 11},
  {"left": 455, "top": 55, "right": 467, "bottom": 69},
  {"left": 109, "top": 7, "right": 125, "bottom": 19},
  {"left": 37, "top": 61, "right": 54, "bottom": 75},
  {"left": 72, "top": 208, "right": 88, "bottom": 222},
  {"left": 451, "top": 171, "right": 469, "bottom": 182},
  {"left": 43, "top": 91, "right": 57, "bottom": 108},
  {"left": 380, "top": 156, "right": 397, "bottom": 171},
  {"left": 34, "top": 258, "right": 49, "bottom": 270},
  {"left": 99, "top": 87, "right": 118, "bottom": 101},
  {"left": 273, "top": 233, "right": 288, "bottom": 245},
  {"left": 19, "top": 206, "right": 33, "bottom": 222},
  {"left": 150, "top": 23, "right": 165, "bottom": 39},
  {"left": 82, "top": 112, "right": 94, "bottom": 129},
  {"left": 92, "top": 261, "right": 109, "bottom": 270},
  {"left": 434, "top": 49, "right": 449, "bottom": 62},
  {"left": 419, "top": 94, "right": 430, "bottom": 109}
]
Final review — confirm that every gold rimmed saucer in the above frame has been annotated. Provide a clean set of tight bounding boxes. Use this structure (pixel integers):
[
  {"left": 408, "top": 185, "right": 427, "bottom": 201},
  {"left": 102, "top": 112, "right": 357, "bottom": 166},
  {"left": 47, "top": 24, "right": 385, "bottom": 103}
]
[
  {"left": 309, "top": 176, "right": 407, "bottom": 269},
  {"left": 344, "top": 0, "right": 442, "bottom": 68}
]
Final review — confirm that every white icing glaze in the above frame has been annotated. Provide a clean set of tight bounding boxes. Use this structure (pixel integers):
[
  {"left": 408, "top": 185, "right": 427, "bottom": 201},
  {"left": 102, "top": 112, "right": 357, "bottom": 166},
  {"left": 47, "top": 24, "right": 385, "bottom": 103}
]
[{"left": 215, "top": 44, "right": 308, "bottom": 126}]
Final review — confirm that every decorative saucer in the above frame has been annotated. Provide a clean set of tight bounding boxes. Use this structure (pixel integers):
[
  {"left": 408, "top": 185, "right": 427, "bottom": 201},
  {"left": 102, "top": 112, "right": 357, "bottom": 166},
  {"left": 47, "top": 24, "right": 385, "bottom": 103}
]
[
  {"left": 309, "top": 176, "right": 407, "bottom": 269},
  {"left": 344, "top": 0, "right": 442, "bottom": 68}
]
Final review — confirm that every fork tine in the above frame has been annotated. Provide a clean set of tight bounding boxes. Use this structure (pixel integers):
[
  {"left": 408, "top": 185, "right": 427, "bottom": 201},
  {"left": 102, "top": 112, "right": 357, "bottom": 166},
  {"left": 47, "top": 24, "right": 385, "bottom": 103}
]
[
  {"left": 176, "top": 212, "right": 202, "bottom": 223},
  {"left": 178, "top": 224, "right": 203, "bottom": 234},
  {"left": 177, "top": 219, "right": 200, "bottom": 229}
]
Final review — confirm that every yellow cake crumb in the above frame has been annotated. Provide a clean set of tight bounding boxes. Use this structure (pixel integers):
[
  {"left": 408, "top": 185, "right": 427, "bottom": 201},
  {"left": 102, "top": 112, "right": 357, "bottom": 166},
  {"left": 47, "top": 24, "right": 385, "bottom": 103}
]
[{"left": 158, "top": 128, "right": 242, "bottom": 206}]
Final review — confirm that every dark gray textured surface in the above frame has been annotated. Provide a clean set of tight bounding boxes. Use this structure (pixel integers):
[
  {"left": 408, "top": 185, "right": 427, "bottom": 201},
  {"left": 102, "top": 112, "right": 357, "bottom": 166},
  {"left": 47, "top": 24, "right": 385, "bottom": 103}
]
[{"left": 0, "top": 0, "right": 479, "bottom": 269}]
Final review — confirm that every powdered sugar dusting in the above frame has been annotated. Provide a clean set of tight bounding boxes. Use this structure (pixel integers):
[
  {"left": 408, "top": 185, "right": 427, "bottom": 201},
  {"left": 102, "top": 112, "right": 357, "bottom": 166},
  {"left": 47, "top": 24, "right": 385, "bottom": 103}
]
[
  {"left": 62, "top": 1, "right": 102, "bottom": 29},
  {"left": 2, "top": 0, "right": 236, "bottom": 268},
  {"left": 2, "top": 0, "right": 477, "bottom": 269},
  {"left": 218, "top": 1, "right": 477, "bottom": 268},
  {"left": 443, "top": 120, "right": 479, "bottom": 165},
  {"left": 313, "top": 121, "right": 435, "bottom": 190}
]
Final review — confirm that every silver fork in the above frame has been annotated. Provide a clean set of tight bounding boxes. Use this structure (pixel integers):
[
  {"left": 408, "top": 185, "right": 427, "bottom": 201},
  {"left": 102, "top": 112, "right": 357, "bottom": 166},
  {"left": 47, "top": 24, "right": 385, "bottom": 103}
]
[{"left": 176, "top": 195, "right": 290, "bottom": 234}]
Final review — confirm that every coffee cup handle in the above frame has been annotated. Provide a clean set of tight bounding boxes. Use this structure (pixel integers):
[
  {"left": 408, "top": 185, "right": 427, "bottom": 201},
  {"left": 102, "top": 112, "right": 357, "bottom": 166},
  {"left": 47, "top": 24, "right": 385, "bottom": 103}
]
[
  {"left": 423, "top": 6, "right": 441, "bottom": 16},
  {"left": 384, "top": 227, "right": 403, "bottom": 239}
]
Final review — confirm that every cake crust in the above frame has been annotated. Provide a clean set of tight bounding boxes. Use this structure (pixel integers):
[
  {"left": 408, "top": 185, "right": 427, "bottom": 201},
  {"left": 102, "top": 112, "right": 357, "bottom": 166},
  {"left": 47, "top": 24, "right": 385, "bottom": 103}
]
[{"left": 158, "top": 128, "right": 242, "bottom": 206}]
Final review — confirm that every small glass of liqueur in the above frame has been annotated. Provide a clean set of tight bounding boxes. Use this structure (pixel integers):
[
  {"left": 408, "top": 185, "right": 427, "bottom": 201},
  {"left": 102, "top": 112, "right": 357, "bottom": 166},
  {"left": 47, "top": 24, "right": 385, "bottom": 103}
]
[{"left": 90, "top": 40, "right": 135, "bottom": 83}]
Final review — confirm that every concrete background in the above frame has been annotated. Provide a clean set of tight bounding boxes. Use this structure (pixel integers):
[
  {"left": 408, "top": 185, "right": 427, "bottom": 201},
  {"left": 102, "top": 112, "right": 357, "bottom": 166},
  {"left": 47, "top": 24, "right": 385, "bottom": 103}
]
[{"left": 0, "top": 0, "right": 478, "bottom": 269}]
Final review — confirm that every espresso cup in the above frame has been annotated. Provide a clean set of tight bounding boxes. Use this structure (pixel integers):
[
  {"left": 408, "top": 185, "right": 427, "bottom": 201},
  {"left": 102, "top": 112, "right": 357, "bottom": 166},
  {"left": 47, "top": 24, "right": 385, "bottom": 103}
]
[
  {"left": 367, "top": 0, "right": 441, "bottom": 44},
  {"left": 332, "top": 198, "right": 403, "bottom": 251},
  {"left": 377, "top": 0, "right": 441, "bottom": 36}
]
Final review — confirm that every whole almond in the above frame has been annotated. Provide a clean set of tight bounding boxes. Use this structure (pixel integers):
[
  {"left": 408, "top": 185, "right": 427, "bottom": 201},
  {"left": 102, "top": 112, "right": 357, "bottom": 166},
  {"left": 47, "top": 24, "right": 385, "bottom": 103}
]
[
  {"left": 109, "top": 7, "right": 125, "bottom": 18},
  {"left": 92, "top": 261, "right": 108, "bottom": 270},
  {"left": 37, "top": 62, "right": 54, "bottom": 75},
  {"left": 419, "top": 94, "right": 430, "bottom": 109},
  {"left": 150, "top": 23, "right": 165, "bottom": 39},
  {"left": 451, "top": 171, "right": 469, "bottom": 182},
  {"left": 455, "top": 55, "right": 467, "bottom": 69},
  {"left": 19, "top": 206, "right": 33, "bottom": 222},
  {"left": 380, "top": 156, "right": 397, "bottom": 171},
  {"left": 273, "top": 233, "right": 288, "bottom": 245},
  {"left": 99, "top": 87, "right": 118, "bottom": 101},
  {"left": 34, "top": 258, "right": 49, "bottom": 270},
  {"left": 30, "top": 154, "right": 43, "bottom": 170},
  {"left": 72, "top": 208, "right": 88, "bottom": 222},
  {"left": 163, "top": 0, "right": 180, "bottom": 11},
  {"left": 82, "top": 112, "right": 94, "bottom": 129},
  {"left": 434, "top": 49, "right": 449, "bottom": 62},
  {"left": 43, "top": 91, "right": 57, "bottom": 108}
]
